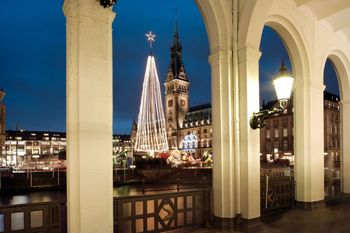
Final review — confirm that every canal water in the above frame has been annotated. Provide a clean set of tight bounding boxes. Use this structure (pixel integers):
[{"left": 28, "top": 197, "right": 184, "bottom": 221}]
[{"left": 0, "top": 184, "right": 208, "bottom": 207}]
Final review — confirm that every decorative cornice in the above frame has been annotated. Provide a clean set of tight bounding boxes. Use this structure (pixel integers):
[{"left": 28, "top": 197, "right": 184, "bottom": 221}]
[
  {"left": 208, "top": 50, "right": 232, "bottom": 67},
  {"left": 63, "top": 0, "right": 115, "bottom": 23},
  {"left": 340, "top": 99, "right": 350, "bottom": 107},
  {"left": 238, "top": 46, "right": 261, "bottom": 64},
  {"left": 294, "top": 80, "right": 325, "bottom": 92}
]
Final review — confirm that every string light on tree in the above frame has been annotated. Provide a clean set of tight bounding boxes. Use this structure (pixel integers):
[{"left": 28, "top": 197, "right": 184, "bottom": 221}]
[{"left": 135, "top": 31, "right": 169, "bottom": 156}]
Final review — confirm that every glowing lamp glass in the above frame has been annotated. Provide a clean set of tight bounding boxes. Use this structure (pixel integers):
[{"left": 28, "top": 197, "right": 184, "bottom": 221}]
[{"left": 273, "top": 76, "right": 294, "bottom": 100}]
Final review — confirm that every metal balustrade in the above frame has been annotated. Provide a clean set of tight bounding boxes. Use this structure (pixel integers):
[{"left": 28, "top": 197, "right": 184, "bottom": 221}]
[
  {"left": 114, "top": 188, "right": 212, "bottom": 233},
  {"left": 261, "top": 176, "right": 295, "bottom": 212},
  {"left": 0, "top": 201, "right": 64, "bottom": 233}
]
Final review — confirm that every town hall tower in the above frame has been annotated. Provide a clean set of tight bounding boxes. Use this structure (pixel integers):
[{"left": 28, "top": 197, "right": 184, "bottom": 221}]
[{"left": 164, "top": 21, "right": 189, "bottom": 150}]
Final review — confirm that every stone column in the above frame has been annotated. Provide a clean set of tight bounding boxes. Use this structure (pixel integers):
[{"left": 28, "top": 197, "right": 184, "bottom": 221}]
[
  {"left": 209, "top": 50, "right": 236, "bottom": 226},
  {"left": 294, "top": 80, "right": 325, "bottom": 208},
  {"left": 341, "top": 99, "right": 350, "bottom": 194},
  {"left": 238, "top": 46, "right": 261, "bottom": 220},
  {"left": 63, "top": 1, "right": 115, "bottom": 232}
]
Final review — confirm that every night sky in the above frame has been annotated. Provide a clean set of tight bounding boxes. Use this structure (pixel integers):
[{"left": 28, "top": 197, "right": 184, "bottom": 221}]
[{"left": 0, "top": 0, "right": 339, "bottom": 134}]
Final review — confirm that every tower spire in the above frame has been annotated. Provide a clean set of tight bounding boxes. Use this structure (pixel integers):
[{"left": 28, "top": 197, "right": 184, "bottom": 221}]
[
  {"left": 279, "top": 60, "right": 287, "bottom": 74},
  {"left": 167, "top": 10, "right": 188, "bottom": 81},
  {"left": 173, "top": 8, "right": 180, "bottom": 48},
  {"left": 175, "top": 8, "right": 178, "bottom": 34}
]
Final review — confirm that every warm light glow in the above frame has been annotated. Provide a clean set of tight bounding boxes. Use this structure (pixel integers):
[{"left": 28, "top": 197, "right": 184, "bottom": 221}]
[
  {"left": 135, "top": 55, "right": 169, "bottom": 154},
  {"left": 273, "top": 76, "right": 294, "bottom": 100}
]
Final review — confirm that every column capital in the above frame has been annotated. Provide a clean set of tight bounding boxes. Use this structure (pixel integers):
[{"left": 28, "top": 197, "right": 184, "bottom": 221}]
[
  {"left": 208, "top": 49, "right": 232, "bottom": 67},
  {"left": 63, "top": 0, "right": 115, "bottom": 23},
  {"left": 340, "top": 99, "right": 350, "bottom": 107},
  {"left": 238, "top": 46, "right": 261, "bottom": 64},
  {"left": 294, "top": 80, "right": 325, "bottom": 93}
]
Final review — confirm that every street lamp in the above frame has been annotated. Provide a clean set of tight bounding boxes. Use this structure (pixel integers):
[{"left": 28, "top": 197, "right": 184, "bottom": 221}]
[{"left": 250, "top": 61, "right": 294, "bottom": 129}]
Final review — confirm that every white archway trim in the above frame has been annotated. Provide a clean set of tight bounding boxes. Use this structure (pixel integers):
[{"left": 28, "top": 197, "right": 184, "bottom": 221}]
[
  {"left": 265, "top": 14, "right": 310, "bottom": 85},
  {"left": 195, "top": 0, "right": 232, "bottom": 54},
  {"left": 322, "top": 49, "right": 350, "bottom": 100},
  {"left": 322, "top": 49, "right": 350, "bottom": 195}
]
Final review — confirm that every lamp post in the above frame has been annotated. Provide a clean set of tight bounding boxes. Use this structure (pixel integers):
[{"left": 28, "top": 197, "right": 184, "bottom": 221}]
[{"left": 250, "top": 61, "right": 294, "bottom": 129}]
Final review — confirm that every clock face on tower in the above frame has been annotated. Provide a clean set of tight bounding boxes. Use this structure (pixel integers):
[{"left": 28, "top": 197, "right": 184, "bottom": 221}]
[{"left": 181, "top": 100, "right": 186, "bottom": 107}]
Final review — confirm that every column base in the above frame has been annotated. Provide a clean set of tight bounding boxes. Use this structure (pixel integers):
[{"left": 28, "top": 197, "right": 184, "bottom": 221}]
[
  {"left": 236, "top": 217, "right": 263, "bottom": 233},
  {"left": 213, "top": 216, "right": 235, "bottom": 230},
  {"left": 213, "top": 215, "right": 263, "bottom": 233},
  {"left": 342, "top": 193, "right": 350, "bottom": 201},
  {"left": 295, "top": 200, "right": 325, "bottom": 210}
]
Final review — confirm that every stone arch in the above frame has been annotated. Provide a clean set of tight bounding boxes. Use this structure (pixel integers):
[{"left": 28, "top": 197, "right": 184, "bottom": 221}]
[
  {"left": 264, "top": 15, "right": 310, "bottom": 86},
  {"left": 322, "top": 50, "right": 350, "bottom": 101},
  {"left": 321, "top": 49, "right": 350, "bottom": 194},
  {"left": 238, "top": 0, "right": 272, "bottom": 50},
  {"left": 240, "top": 1, "right": 310, "bottom": 83},
  {"left": 195, "top": 0, "right": 232, "bottom": 53},
  {"left": 238, "top": 0, "right": 324, "bottom": 207}
]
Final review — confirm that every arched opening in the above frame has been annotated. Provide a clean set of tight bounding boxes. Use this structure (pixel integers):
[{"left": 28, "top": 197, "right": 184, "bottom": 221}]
[
  {"left": 244, "top": 8, "right": 320, "bottom": 212},
  {"left": 322, "top": 54, "right": 350, "bottom": 199},
  {"left": 110, "top": 0, "right": 233, "bottom": 231},
  {"left": 259, "top": 25, "right": 295, "bottom": 211},
  {"left": 113, "top": 0, "right": 211, "bottom": 186},
  {"left": 323, "top": 59, "right": 341, "bottom": 201}
]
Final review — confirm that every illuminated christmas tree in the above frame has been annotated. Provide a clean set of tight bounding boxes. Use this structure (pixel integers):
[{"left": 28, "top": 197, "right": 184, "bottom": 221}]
[{"left": 135, "top": 32, "right": 169, "bottom": 155}]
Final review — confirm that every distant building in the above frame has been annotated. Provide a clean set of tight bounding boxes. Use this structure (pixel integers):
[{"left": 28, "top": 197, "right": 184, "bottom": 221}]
[
  {"left": 112, "top": 134, "right": 132, "bottom": 154},
  {"left": 259, "top": 92, "right": 340, "bottom": 174},
  {"left": 178, "top": 104, "right": 212, "bottom": 157},
  {"left": 162, "top": 21, "right": 212, "bottom": 158},
  {"left": 3, "top": 130, "right": 66, "bottom": 167},
  {"left": 2, "top": 130, "right": 131, "bottom": 167},
  {"left": 0, "top": 89, "right": 5, "bottom": 165}
]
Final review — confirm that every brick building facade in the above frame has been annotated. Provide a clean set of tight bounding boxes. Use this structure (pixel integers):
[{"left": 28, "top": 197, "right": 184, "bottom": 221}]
[{"left": 260, "top": 92, "right": 340, "bottom": 170}]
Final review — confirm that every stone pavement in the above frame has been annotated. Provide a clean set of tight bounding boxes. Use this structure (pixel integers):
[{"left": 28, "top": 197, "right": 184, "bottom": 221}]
[{"left": 170, "top": 199, "right": 350, "bottom": 233}]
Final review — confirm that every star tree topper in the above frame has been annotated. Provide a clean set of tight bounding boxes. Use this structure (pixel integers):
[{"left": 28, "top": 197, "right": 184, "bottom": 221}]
[{"left": 146, "top": 31, "right": 156, "bottom": 50}]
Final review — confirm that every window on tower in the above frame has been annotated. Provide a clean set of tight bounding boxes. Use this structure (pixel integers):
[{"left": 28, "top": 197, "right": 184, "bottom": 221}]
[
  {"left": 181, "top": 100, "right": 185, "bottom": 106},
  {"left": 168, "top": 100, "right": 173, "bottom": 107}
]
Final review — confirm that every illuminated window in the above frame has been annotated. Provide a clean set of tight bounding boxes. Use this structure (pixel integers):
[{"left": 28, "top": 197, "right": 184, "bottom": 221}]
[
  {"left": 283, "top": 128, "right": 288, "bottom": 137},
  {"left": 266, "top": 130, "right": 270, "bottom": 139},
  {"left": 274, "top": 129, "right": 279, "bottom": 138}
]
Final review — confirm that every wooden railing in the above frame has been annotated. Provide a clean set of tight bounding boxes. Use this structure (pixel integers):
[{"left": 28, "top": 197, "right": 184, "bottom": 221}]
[
  {"left": 114, "top": 188, "right": 212, "bottom": 233},
  {"left": 0, "top": 201, "right": 65, "bottom": 233},
  {"left": 261, "top": 176, "right": 294, "bottom": 212}
]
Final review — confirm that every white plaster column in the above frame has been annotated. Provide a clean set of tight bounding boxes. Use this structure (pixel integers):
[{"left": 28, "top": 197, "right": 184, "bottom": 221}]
[
  {"left": 209, "top": 50, "right": 236, "bottom": 220},
  {"left": 341, "top": 99, "right": 350, "bottom": 193},
  {"left": 63, "top": 1, "right": 115, "bottom": 232},
  {"left": 238, "top": 46, "right": 261, "bottom": 219},
  {"left": 294, "top": 81, "right": 325, "bottom": 205}
]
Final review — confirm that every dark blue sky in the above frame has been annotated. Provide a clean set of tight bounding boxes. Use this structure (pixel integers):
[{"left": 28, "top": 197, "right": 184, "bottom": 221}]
[{"left": 0, "top": 0, "right": 339, "bottom": 134}]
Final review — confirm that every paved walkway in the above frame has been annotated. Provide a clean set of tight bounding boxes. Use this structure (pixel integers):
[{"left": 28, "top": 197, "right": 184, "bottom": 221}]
[{"left": 171, "top": 200, "right": 350, "bottom": 233}]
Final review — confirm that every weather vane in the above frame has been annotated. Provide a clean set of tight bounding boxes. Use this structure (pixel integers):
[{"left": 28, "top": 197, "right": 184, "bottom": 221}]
[{"left": 146, "top": 31, "right": 156, "bottom": 50}]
